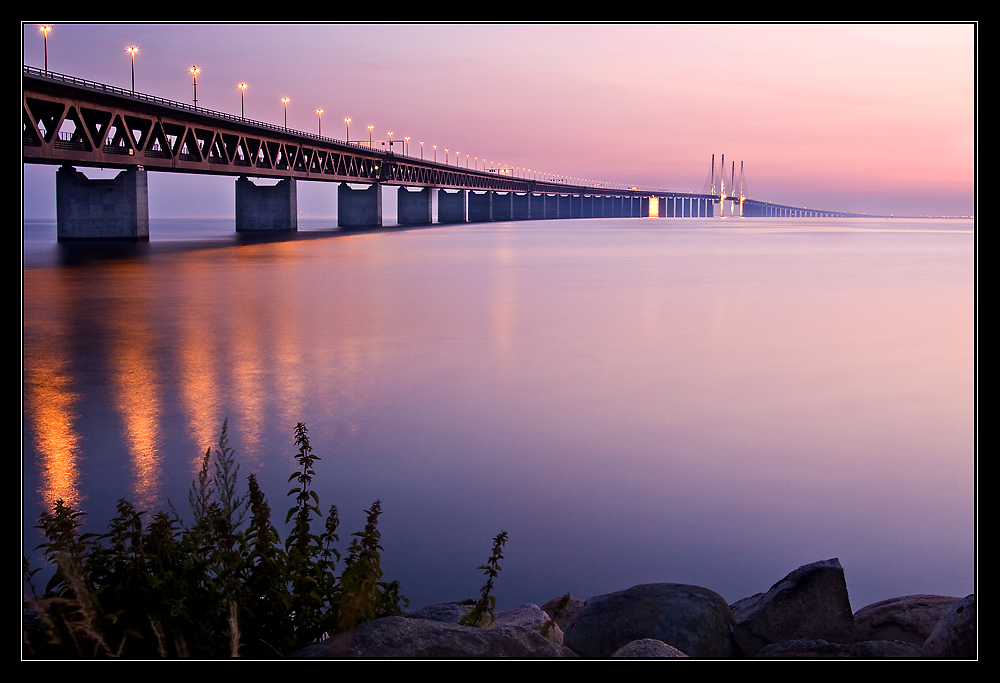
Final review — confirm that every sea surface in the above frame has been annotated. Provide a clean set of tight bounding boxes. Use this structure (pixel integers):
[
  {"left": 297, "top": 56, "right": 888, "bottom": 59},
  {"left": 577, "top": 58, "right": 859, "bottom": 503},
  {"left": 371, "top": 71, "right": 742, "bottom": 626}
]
[{"left": 22, "top": 215, "right": 976, "bottom": 612}]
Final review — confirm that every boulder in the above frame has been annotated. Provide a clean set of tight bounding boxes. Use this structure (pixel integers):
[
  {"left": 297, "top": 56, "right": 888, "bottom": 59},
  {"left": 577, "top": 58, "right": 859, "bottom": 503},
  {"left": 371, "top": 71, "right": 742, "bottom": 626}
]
[
  {"left": 563, "top": 583, "right": 736, "bottom": 658},
  {"left": 292, "top": 616, "right": 577, "bottom": 658},
  {"left": 612, "top": 639, "right": 688, "bottom": 657},
  {"left": 730, "top": 558, "right": 854, "bottom": 657},
  {"left": 756, "top": 638, "right": 927, "bottom": 658},
  {"left": 495, "top": 604, "right": 564, "bottom": 644},
  {"left": 540, "top": 594, "right": 587, "bottom": 634},
  {"left": 406, "top": 601, "right": 474, "bottom": 624},
  {"left": 923, "top": 594, "right": 976, "bottom": 659},
  {"left": 852, "top": 595, "right": 960, "bottom": 646}
]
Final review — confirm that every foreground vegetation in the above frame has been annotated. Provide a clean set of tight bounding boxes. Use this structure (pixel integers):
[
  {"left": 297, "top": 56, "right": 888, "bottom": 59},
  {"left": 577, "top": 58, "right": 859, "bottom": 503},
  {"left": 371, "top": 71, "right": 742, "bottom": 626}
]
[{"left": 23, "top": 421, "right": 502, "bottom": 658}]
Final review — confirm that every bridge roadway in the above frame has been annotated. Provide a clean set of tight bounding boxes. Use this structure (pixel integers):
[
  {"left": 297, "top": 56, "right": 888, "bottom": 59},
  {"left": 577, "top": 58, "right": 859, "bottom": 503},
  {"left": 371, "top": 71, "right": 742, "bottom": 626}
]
[{"left": 22, "top": 65, "right": 850, "bottom": 240}]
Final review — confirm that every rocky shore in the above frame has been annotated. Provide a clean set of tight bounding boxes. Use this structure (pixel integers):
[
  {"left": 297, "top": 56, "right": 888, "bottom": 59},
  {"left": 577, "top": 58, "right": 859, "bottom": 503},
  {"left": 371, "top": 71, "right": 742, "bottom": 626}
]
[{"left": 293, "top": 558, "right": 976, "bottom": 659}]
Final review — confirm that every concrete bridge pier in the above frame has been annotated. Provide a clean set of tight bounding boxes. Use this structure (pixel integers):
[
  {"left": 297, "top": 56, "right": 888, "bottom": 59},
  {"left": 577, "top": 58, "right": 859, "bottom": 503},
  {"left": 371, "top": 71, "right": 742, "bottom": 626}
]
[
  {"left": 397, "top": 187, "right": 432, "bottom": 225},
  {"left": 468, "top": 191, "right": 492, "bottom": 222},
  {"left": 56, "top": 165, "right": 149, "bottom": 241},
  {"left": 512, "top": 192, "right": 529, "bottom": 220},
  {"left": 438, "top": 189, "right": 467, "bottom": 223},
  {"left": 236, "top": 176, "right": 297, "bottom": 232},
  {"left": 492, "top": 192, "right": 513, "bottom": 221},
  {"left": 338, "top": 183, "right": 382, "bottom": 228},
  {"left": 529, "top": 193, "right": 545, "bottom": 219}
]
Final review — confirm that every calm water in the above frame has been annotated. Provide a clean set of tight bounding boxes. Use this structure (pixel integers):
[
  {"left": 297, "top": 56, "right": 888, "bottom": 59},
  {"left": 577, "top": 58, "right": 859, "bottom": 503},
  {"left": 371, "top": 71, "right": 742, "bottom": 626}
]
[{"left": 22, "top": 215, "right": 976, "bottom": 612}]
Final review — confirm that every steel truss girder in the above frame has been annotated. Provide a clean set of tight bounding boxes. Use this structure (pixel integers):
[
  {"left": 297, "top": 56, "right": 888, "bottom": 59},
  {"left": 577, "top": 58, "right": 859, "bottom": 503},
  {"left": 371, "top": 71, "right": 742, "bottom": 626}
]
[{"left": 22, "top": 73, "right": 535, "bottom": 192}]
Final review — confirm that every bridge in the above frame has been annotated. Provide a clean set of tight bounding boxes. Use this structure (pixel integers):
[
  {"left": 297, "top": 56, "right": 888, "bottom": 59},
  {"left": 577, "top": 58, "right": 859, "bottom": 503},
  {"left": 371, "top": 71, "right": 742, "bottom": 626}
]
[{"left": 22, "top": 65, "right": 851, "bottom": 240}]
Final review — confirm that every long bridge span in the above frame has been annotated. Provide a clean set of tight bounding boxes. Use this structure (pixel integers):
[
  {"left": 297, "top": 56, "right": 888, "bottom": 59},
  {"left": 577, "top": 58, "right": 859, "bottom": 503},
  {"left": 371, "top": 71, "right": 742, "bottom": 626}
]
[{"left": 23, "top": 66, "right": 851, "bottom": 240}]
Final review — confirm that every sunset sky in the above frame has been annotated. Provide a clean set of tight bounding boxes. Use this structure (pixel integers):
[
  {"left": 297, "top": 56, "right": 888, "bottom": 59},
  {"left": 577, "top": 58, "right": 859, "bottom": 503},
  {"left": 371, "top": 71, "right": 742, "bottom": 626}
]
[{"left": 22, "top": 23, "right": 976, "bottom": 218}]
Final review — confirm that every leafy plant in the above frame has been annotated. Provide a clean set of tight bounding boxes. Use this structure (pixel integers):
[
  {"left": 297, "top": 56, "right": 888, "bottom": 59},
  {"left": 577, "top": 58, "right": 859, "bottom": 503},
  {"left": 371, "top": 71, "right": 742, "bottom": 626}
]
[
  {"left": 23, "top": 421, "right": 407, "bottom": 659},
  {"left": 459, "top": 530, "right": 509, "bottom": 628}
]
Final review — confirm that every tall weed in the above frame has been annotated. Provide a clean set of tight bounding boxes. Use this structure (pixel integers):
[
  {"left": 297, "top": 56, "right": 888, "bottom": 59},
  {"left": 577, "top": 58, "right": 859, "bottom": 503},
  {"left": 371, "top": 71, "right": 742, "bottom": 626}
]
[{"left": 23, "top": 421, "right": 408, "bottom": 658}]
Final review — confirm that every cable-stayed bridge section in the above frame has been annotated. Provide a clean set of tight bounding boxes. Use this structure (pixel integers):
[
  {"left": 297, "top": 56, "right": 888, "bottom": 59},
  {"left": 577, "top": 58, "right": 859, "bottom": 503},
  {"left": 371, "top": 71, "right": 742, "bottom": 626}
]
[{"left": 23, "top": 66, "right": 849, "bottom": 241}]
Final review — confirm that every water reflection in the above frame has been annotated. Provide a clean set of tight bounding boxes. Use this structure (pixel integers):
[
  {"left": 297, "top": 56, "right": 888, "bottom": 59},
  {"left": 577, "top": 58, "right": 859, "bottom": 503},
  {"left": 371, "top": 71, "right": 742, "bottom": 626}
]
[{"left": 22, "top": 217, "right": 975, "bottom": 611}]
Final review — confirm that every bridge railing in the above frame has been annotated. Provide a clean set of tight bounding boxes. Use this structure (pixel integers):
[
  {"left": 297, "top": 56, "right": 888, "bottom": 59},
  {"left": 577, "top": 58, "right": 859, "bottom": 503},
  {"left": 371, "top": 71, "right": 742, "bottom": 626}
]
[
  {"left": 25, "top": 65, "right": 684, "bottom": 195},
  {"left": 23, "top": 64, "right": 384, "bottom": 156}
]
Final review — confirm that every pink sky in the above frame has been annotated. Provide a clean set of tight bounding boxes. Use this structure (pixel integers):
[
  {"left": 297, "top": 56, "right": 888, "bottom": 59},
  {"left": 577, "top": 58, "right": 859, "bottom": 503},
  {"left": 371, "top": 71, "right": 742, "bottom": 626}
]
[{"left": 22, "top": 23, "right": 976, "bottom": 217}]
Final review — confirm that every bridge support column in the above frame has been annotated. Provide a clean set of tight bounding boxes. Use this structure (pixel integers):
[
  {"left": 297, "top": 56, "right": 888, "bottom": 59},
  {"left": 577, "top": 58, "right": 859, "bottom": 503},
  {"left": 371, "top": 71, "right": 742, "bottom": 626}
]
[
  {"left": 512, "top": 192, "right": 529, "bottom": 220},
  {"left": 236, "top": 176, "right": 297, "bottom": 232},
  {"left": 542, "top": 194, "right": 555, "bottom": 219},
  {"left": 529, "top": 193, "right": 545, "bottom": 219},
  {"left": 468, "top": 191, "right": 492, "bottom": 222},
  {"left": 492, "top": 192, "right": 513, "bottom": 221},
  {"left": 706, "top": 198, "right": 714, "bottom": 217},
  {"left": 56, "top": 165, "right": 149, "bottom": 241},
  {"left": 658, "top": 196, "right": 666, "bottom": 217},
  {"left": 397, "top": 186, "right": 432, "bottom": 225},
  {"left": 338, "top": 183, "right": 382, "bottom": 228},
  {"left": 438, "top": 189, "right": 467, "bottom": 223}
]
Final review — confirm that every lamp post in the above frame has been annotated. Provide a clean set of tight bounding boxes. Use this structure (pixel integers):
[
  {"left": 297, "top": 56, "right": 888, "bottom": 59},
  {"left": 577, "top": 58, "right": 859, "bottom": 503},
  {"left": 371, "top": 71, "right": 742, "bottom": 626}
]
[
  {"left": 388, "top": 131, "right": 393, "bottom": 153},
  {"left": 368, "top": 125, "right": 373, "bottom": 148},
  {"left": 126, "top": 45, "right": 138, "bottom": 93},
  {"left": 420, "top": 141, "right": 424, "bottom": 160},
  {"left": 433, "top": 145, "right": 437, "bottom": 162},
  {"left": 317, "top": 109, "right": 323, "bottom": 136},
  {"left": 40, "top": 25, "right": 51, "bottom": 74},
  {"left": 239, "top": 83, "right": 247, "bottom": 118},
  {"left": 190, "top": 66, "right": 200, "bottom": 107},
  {"left": 405, "top": 136, "right": 410, "bottom": 156},
  {"left": 282, "top": 97, "right": 289, "bottom": 129},
  {"left": 344, "top": 117, "right": 350, "bottom": 143}
]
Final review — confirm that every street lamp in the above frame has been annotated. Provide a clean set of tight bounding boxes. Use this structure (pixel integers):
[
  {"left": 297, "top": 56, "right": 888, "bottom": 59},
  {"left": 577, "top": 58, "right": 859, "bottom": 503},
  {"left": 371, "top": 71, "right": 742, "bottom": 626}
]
[
  {"left": 388, "top": 131, "right": 393, "bottom": 153},
  {"left": 368, "top": 125, "right": 373, "bottom": 148},
  {"left": 282, "top": 97, "right": 289, "bottom": 129},
  {"left": 420, "top": 141, "right": 424, "bottom": 160},
  {"left": 40, "top": 25, "right": 51, "bottom": 74},
  {"left": 433, "top": 145, "right": 437, "bottom": 162},
  {"left": 239, "top": 83, "right": 247, "bottom": 118},
  {"left": 445, "top": 148, "right": 449, "bottom": 164},
  {"left": 404, "top": 136, "right": 410, "bottom": 156},
  {"left": 126, "top": 45, "right": 139, "bottom": 93},
  {"left": 344, "top": 117, "right": 351, "bottom": 143},
  {"left": 190, "top": 66, "right": 200, "bottom": 107},
  {"left": 317, "top": 109, "right": 323, "bottom": 136}
]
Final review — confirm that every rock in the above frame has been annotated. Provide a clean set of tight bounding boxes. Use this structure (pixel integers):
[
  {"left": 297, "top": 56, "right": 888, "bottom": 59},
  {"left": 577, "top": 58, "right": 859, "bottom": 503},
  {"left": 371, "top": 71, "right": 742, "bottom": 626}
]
[
  {"left": 852, "top": 595, "right": 960, "bottom": 646},
  {"left": 730, "top": 558, "right": 854, "bottom": 657},
  {"left": 756, "top": 638, "right": 927, "bottom": 658},
  {"left": 923, "top": 594, "right": 976, "bottom": 659},
  {"left": 540, "top": 594, "right": 587, "bottom": 634},
  {"left": 563, "top": 583, "right": 736, "bottom": 658},
  {"left": 612, "top": 639, "right": 688, "bottom": 657},
  {"left": 406, "top": 601, "right": 474, "bottom": 624},
  {"left": 495, "top": 604, "right": 564, "bottom": 644},
  {"left": 292, "top": 616, "right": 578, "bottom": 658}
]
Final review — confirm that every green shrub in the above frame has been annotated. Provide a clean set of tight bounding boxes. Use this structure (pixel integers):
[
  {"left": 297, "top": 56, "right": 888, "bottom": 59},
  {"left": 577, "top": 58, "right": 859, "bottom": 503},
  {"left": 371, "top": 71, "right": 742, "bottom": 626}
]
[
  {"left": 22, "top": 421, "right": 408, "bottom": 658},
  {"left": 459, "top": 530, "right": 508, "bottom": 628}
]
